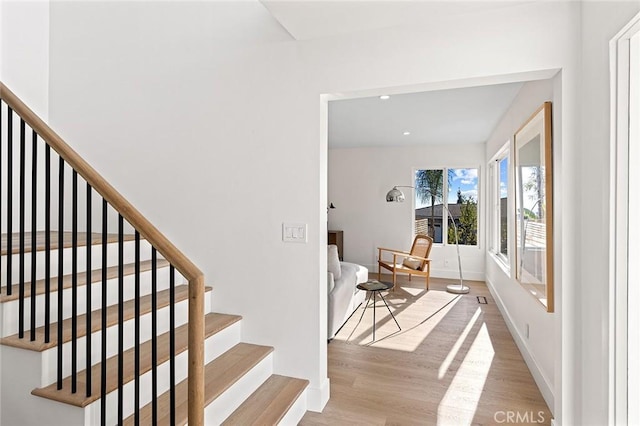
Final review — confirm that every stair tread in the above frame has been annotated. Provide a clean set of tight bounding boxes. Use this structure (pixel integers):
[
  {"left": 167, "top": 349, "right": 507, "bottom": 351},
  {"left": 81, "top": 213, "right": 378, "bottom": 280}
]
[
  {"left": 31, "top": 313, "right": 241, "bottom": 407},
  {"left": 1, "top": 232, "right": 137, "bottom": 256},
  {"left": 0, "top": 259, "right": 170, "bottom": 303},
  {"left": 0, "top": 284, "right": 212, "bottom": 351},
  {"left": 222, "top": 374, "right": 309, "bottom": 426},
  {"left": 123, "top": 343, "right": 274, "bottom": 426}
]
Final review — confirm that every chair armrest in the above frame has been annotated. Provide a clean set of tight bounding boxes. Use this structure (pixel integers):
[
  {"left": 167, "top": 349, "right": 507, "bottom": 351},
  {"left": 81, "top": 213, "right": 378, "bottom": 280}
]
[
  {"left": 378, "top": 247, "right": 410, "bottom": 263},
  {"left": 378, "top": 247, "right": 411, "bottom": 255}
]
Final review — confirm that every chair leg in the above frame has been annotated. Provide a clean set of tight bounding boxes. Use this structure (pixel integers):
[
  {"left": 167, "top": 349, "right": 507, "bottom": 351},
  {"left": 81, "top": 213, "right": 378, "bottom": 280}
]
[
  {"left": 426, "top": 264, "right": 430, "bottom": 290},
  {"left": 409, "top": 274, "right": 412, "bottom": 282},
  {"left": 392, "top": 269, "right": 397, "bottom": 291},
  {"left": 378, "top": 263, "right": 382, "bottom": 281}
]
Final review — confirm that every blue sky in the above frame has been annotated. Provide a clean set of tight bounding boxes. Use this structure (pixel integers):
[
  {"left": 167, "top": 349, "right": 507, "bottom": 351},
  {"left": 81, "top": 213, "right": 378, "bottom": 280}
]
[
  {"left": 415, "top": 168, "right": 479, "bottom": 208},
  {"left": 448, "top": 168, "right": 479, "bottom": 203},
  {"left": 500, "top": 157, "right": 508, "bottom": 198}
]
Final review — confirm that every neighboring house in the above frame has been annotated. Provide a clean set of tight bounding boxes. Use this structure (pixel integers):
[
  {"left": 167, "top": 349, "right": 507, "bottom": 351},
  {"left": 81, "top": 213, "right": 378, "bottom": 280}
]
[
  {"left": 1, "top": 1, "right": 639, "bottom": 425},
  {"left": 414, "top": 204, "right": 464, "bottom": 242}
]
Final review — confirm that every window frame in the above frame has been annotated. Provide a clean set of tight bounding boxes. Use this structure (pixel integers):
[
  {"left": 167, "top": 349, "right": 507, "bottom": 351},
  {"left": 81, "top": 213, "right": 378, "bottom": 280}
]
[
  {"left": 413, "top": 166, "right": 481, "bottom": 248},
  {"left": 489, "top": 143, "right": 510, "bottom": 269}
]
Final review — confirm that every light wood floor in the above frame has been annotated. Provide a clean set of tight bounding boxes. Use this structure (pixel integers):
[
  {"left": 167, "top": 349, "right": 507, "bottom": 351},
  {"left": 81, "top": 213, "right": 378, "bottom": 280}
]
[{"left": 301, "top": 275, "right": 552, "bottom": 426}]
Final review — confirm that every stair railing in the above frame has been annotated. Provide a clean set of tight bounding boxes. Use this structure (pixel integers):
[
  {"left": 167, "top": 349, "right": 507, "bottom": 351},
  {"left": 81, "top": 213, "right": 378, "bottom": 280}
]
[{"left": 0, "top": 82, "right": 205, "bottom": 426}]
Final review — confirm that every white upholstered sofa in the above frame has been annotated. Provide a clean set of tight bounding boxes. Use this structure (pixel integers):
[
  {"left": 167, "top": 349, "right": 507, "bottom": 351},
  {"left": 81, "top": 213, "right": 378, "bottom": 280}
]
[{"left": 327, "top": 245, "right": 368, "bottom": 340}]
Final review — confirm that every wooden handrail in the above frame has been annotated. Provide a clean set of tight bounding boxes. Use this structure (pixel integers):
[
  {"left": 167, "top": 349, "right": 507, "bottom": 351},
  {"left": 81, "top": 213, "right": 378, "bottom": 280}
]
[
  {"left": 0, "top": 82, "right": 202, "bottom": 280},
  {"left": 0, "top": 81, "right": 205, "bottom": 426}
]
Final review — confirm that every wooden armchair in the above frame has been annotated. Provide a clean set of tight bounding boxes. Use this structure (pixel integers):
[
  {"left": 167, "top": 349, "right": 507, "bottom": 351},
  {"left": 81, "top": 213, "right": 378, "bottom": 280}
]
[{"left": 378, "top": 234, "right": 434, "bottom": 290}]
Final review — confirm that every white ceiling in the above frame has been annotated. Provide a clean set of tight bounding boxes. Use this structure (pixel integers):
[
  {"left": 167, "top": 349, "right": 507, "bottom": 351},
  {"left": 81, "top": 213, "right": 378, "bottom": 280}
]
[
  {"left": 261, "top": 0, "right": 533, "bottom": 41},
  {"left": 328, "top": 82, "right": 523, "bottom": 148},
  {"left": 260, "top": 1, "right": 529, "bottom": 149}
]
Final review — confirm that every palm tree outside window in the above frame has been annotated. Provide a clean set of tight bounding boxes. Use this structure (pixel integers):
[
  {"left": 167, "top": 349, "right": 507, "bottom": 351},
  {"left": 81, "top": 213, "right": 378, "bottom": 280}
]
[{"left": 414, "top": 168, "right": 478, "bottom": 246}]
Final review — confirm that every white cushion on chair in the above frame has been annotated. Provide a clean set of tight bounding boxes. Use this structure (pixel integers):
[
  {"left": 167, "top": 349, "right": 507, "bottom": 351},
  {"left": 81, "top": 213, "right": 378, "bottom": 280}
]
[
  {"left": 403, "top": 258, "right": 422, "bottom": 270},
  {"left": 328, "top": 244, "right": 342, "bottom": 280}
]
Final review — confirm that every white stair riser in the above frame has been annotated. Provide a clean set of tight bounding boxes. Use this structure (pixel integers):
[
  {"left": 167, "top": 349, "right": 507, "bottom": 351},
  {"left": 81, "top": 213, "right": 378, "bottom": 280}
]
[
  {"left": 38, "top": 295, "right": 213, "bottom": 387},
  {"left": 204, "top": 353, "right": 274, "bottom": 425},
  {"left": 85, "top": 321, "right": 242, "bottom": 426},
  {"left": 204, "top": 321, "right": 242, "bottom": 364},
  {"left": 98, "top": 350, "right": 191, "bottom": 426},
  {"left": 3, "top": 306, "right": 233, "bottom": 426},
  {"left": 278, "top": 388, "right": 308, "bottom": 426},
  {"left": 0, "top": 267, "right": 173, "bottom": 337},
  {"left": 0, "top": 240, "right": 179, "bottom": 286},
  {"left": 0, "top": 346, "right": 85, "bottom": 426}
]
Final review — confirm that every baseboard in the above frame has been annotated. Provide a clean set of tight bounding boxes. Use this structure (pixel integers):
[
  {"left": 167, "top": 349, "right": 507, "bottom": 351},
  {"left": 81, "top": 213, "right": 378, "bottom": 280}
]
[
  {"left": 305, "top": 377, "right": 330, "bottom": 412},
  {"left": 485, "top": 276, "right": 555, "bottom": 412},
  {"left": 430, "top": 268, "right": 485, "bottom": 282}
]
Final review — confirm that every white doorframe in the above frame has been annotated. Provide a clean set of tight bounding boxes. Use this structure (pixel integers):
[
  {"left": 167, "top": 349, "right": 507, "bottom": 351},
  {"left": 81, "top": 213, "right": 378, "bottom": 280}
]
[{"left": 609, "top": 12, "right": 640, "bottom": 426}]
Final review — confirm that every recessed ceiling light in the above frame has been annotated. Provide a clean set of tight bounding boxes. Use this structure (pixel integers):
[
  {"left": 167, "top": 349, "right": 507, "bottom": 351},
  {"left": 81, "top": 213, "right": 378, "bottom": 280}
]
[
  {"left": 379, "top": 95, "right": 390, "bottom": 100},
  {"left": 403, "top": 131, "right": 411, "bottom": 136}
]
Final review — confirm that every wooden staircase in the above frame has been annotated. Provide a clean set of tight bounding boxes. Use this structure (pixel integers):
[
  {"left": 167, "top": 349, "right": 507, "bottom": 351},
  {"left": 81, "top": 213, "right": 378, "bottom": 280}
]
[{"left": 0, "top": 83, "right": 308, "bottom": 425}]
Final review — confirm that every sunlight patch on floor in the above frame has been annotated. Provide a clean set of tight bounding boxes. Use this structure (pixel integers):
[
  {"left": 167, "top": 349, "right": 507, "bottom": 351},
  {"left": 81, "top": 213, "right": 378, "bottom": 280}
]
[
  {"left": 437, "top": 323, "right": 495, "bottom": 425},
  {"left": 335, "top": 288, "right": 461, "bottom": 352},
  {"left": 402, "top": 287, "right": 425, "bottom": 297},
  {"left": 439, "top": 307, "right": 481, "bottom": 379}
]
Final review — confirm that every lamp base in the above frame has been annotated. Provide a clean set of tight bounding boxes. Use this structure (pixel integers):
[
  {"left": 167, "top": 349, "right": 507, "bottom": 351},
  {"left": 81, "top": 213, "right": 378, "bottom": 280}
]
[{"left": 446, "top": 284, "right": 470, "bottom": 294}]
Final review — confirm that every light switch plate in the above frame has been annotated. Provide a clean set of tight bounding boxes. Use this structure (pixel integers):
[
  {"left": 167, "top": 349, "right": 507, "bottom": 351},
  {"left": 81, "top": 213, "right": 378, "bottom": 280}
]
[{"left": 283, "top": 223, "right": 307, "bottom": 243}]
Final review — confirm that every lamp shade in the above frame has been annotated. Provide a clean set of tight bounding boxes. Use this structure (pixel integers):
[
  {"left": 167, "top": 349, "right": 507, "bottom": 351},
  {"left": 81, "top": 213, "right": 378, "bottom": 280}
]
[{"left": 386, "top": 186, "right": 405, "bottom": 202}]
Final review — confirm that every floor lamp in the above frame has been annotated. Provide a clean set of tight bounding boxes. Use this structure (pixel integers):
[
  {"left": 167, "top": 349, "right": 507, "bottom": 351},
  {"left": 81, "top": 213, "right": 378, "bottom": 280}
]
[{"left": 386, "top": 185, "right": 470, "bottom": 294}]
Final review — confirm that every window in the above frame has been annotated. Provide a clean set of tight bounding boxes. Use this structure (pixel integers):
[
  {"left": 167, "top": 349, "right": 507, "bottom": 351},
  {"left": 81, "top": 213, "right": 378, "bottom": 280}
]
[
  {"left": 498, "top": 157, "right": 509, "bottom": 258},
  {"left": 414, "top": 169, "right": 444, "bottom": 243},
  {"left": 414, "top": 168, "right": 478, "bottom": 246},
  {"left": 447, "top": 168, "right": 479, "bottom": 245},
  {"left": 490, "top": 149, "right": 509, "bottom": 264}
]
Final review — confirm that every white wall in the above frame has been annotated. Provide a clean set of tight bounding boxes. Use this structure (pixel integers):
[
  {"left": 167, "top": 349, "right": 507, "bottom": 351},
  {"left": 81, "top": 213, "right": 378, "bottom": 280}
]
[
  {"left": 0, "top": 0, "right": 51, "bottom": 228},
  {"left": 47, "top": 1, "right": 334, "bottom": 409},
  {"left": 580, "top": 3, "right": 640, "bottom": 425},
  {"left": 1, "top": 0, "right": 49, "bottom": 120},
  {"left": 0, "top": 1, "right": 50, "bottom": 421},
  {"left": 328, "top": 143, "right": 486, "bottom": 280},
  {"left": 484, "top": 77, "right": 557, "bottom": 411},
  {"left": 39, "top": 0, "right": 584, "bottom": 418}
]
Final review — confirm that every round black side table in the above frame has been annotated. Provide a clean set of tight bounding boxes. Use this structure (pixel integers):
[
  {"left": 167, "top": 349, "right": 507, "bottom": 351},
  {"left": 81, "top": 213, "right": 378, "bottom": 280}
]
[{"left": 356, "top": 280, "right": 401, "bottom": 341}]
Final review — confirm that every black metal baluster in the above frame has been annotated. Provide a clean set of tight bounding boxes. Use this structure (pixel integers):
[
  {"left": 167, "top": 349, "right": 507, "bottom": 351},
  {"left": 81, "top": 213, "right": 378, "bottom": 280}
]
[
  {"left": 118, "top": 214, "right": 124, "bottom": 425},
  {"left": 18, "top": 119, "right": 25, "bottom": 339},
  {"left": 71, "top": 170, "right": 78, "bottom": 393},
  {"left": 151, "top": 248, "right": 158, "bottom": 425},
  {"left": 57, "top": 157, "right": 64, "bottom": 390},
  {"left": 30, "top": 130, "right": 37, "bottom": 341},
  {"left": 134, "top": 231, "right": 140, "bottom": 426},
  {"left": 44, "top": 145, "right": 51, "bottom": 343},
  {"left": 6, "top": 107, "right": 13, "bottom": 296},
  {"left": 100, "top": 199, "right": 107, "bottom": 426},
  {"left": 86, "top": 183, "right": 92, "bottom": 397},
  {"left": 170, "top": 265, "right": 176, "bottom": 426}
]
